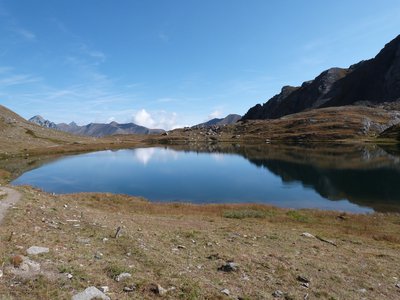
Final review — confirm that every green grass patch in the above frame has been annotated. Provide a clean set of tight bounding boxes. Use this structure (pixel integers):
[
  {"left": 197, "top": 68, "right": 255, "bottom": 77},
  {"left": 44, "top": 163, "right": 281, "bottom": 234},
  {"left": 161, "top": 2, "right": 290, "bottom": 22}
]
[
  {"left": 223, "top": 208, "right": 274, "bottom": 219},
  {"left": 104, "top": 264, "right": 132, "bottom": 279},
  {"left": 286, "top": 210, "right": 310, "bottom": 222}
]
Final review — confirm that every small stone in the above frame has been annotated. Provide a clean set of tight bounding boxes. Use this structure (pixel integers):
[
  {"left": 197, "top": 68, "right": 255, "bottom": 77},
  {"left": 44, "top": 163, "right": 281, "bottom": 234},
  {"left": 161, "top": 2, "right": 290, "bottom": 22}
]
[
  {"left": 71, "top": 286, "right": 110, "bottom": 300},
  {"left": 358, "top": 288, "right": 367, "bottom": 293},
  {"left": 99, "top": 286, "right": 109, "bottom": 293},
  {"left": 123, "top": 285, "right": 136, "bottom": 293},
  {"left": 272, "top": 290, "right": 284, "bottom": 298},
  {"left": 218, "top": 262, "right": 239, "bottom": 272},
  {"left": 157, "top": 284, "right": 168, "bottom": 296},
  {"left": 102, "top": 238, "right": 109, "bottom": 243},
  {"left": 66, "top": 273, "right": 73, "bottom": 279},
  {"left": 301, "top": 232, "right": 315, "bottom": 238},
  {"left": 297, "top": 275, "right": 310, "bottom": 283},
  {"left": 221, "top": 288, "right": 230, "bottom": 296},
  {"left": 301, "top": 282, "right": 309, "bottom": 288},
  {"left": 115, "top": 272, "right": 131, "bottom": 282},
  {"left": 26, "top": 246, "right": 49, "bottom": 255},
  {"left": 94, "top": 252, "right": 103, "bottom": 259},
  {"left": 395, "top": 283, "right": 400, "bottom": 289},
  {"left": 206, "top": 242, "right": 213, "bottom": 247},
  {"left": 0, "top": 269, "right": 3, "bottom": 278},
  {"left": 77, "top": 238, "right": 91, "bottom": 244},
  {"left": 177, "top": 245, "right": 186, "bottom": 249},
  {"left": 63, "top": 204, "right": 68, "bottom": 208},
  {"left": 304, "top": 293, "right": 309, "bottom": 300}
]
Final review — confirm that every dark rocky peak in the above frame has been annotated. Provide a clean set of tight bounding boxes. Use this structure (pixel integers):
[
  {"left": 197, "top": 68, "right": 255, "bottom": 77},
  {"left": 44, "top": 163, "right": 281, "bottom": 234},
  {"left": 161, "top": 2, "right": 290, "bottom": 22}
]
[{"left": 242, "top": 35, "right": 400, "bottom": 120}]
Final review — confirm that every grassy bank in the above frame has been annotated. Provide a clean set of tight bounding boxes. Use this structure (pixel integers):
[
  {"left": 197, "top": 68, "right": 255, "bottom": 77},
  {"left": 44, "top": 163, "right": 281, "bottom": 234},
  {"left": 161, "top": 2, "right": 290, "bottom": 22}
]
[{"left": 0, "top": 186, "right": 399, "bottom": 299}]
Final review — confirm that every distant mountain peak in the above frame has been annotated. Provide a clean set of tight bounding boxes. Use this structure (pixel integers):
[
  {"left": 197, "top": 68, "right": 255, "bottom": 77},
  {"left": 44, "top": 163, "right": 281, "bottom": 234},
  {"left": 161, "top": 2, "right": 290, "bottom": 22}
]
[
  {"left": 193, "top": 114, "right": 241, "bottom": 128},
  {"left": 29, "top": 115, "right": 57, "bottom": 129}
]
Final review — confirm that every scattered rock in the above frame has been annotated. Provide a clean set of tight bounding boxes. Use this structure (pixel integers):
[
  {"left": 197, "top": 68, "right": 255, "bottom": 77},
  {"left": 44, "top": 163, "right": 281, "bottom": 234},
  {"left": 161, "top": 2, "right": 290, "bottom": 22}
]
[
  {"left": 358, "top": 288, "right": 367, "bottom": 293},
  {"left": 0, "top": 269, "right": 3, "bottom": 278},
  {"left": 177, "top": 245, "right": 186, "bottom": 249},
  {"left": 272, "top": 290, "right": 284, "bottom": 298},
  {"left": 301, "top": 282, "right": 309, "bottom": 288},
  {"left": 99, "top": 286, "right": 109, "bottom": 293},
  {"left": 76, "top": 237, "right": 91, "bottom": 244},
  {"left": 396, "top": 283, "right": 400, "bottom": 289},
  {"left": 218, "top": 262, "right": 239, "bottom": 272},
  {"left": 9, "top": 256, "right": 41, "bottom": 278},
  {"left": 148, "top": 283, "right": 175, "bottom": 296},
  {"left": 221, "top": 288, "right": 230, "bottom": 296},
  {"left": 94, "top": 252, "right": 103, "bottom": 260},
  {"left": 26, "top": 246, "right": 49, "bottom": 255},
  {"left": 123, "top": 285, "right": 136, "bottom": 293},
  {"left": 66, "top": 273, "right": 73, "bottom": 279},
  {"left": 301, "top": 232, "right": 315, "bottom": 238},
  {"left": 304, "top": 293, "right": 309, "bottom": 300},
  {"left": 297, "top": 275, "right": 310, "bottom": 283},
  {"left": 102, "top": 238, "right": 109, "bottom": 243},
  {"left": 115, "top": 272, "right": 131, "bottom": 282},
  {"left": 71, "top": 286, "right": 110, "bottom": 300}
]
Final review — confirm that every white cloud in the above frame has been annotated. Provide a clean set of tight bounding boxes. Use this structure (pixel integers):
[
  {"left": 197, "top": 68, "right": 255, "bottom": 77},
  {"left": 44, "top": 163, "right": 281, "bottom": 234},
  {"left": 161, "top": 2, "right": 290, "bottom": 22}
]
[
  {"left": 133, "top": 109, "right": 182, "bottom": 130},
  {"left": 207, "top": 110, "right": 222, "bottom": 120}
]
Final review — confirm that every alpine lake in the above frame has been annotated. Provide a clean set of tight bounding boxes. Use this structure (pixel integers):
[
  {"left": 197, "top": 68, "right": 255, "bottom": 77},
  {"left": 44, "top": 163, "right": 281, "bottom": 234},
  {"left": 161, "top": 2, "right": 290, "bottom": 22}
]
[{"left": 10, "top": 143, "right": 400, "bottom": 213}]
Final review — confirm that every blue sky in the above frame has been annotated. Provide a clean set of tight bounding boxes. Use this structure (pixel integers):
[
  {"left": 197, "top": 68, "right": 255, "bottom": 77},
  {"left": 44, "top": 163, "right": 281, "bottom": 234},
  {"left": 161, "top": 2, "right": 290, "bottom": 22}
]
[{"left": 1, "top": 0, "right": 400, "bottom": 129}]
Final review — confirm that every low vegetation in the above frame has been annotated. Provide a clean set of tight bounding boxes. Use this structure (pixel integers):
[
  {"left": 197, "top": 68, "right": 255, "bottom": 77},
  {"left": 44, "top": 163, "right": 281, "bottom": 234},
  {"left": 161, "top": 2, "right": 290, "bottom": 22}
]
[{"left": 0, "top": 186, "right": 399, "bottom": 299}]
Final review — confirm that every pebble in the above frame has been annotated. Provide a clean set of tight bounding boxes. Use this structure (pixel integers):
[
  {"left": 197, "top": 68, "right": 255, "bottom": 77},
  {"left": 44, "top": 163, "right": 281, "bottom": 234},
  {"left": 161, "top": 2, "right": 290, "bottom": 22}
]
[
  {"left": 66, "top": 273, "right": 73, "bottom": 279},
  {"left": 71, "top": 286, "right": 110, "bottom": 300},
  {"left": 301, "top": 232, "right": 315, "bottom": 238},
  {"left": 221, "top": 288, "right": 230, "bottom": 296},
  {"left": 396, "top": 283, "right": 400, "bottom": 289},
  {"left": 94, "top": 252, "right": 103, "bottom": 259},
  {"left": 301, "top": 282, "right": 309, "bottom": 288},
  {"left": 99, "top": 286, "right": 109, "bottom": 293},
  {"left": 26, "top": 246, "right": 49, "bottom": 255},
  {"left": 218, "top": 262, "right": 239, "bottom": 272},
  {"left": 0, "top": 269, "right": 3, "bottom": 278},
  {"left": 297, "top": 275, "right": 310, "bottom": 283},
  {"left": 115, "top": 272, "right": 132, "bottom": 282},
  {"left": 123, "top": 285, "right": 136, "bottom": 293},
  {"left": 272, "top": 290, "right": 284, "bottom": 298},
  {"left": 358, "top": 288, "right": 367, "bottom": 293}
]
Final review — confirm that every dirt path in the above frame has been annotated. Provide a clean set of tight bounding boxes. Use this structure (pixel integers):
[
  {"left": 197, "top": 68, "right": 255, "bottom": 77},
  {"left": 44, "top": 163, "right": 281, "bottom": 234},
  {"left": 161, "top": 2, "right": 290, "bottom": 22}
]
[{"left": 0, "top": 186, "right": 22, "bottom": 224}]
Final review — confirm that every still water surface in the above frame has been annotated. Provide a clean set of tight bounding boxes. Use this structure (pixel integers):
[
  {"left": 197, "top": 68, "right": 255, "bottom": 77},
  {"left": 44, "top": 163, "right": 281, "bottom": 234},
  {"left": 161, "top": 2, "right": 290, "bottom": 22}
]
[{"left": 12, "top": 146, "right": 400, "bottom": 213}]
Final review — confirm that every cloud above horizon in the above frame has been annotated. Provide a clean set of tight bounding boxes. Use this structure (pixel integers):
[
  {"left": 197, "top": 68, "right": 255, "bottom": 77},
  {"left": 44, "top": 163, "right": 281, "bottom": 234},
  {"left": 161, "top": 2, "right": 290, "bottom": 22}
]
[{"left": 133, "top": 109, "right": 183, "bottom": 130}]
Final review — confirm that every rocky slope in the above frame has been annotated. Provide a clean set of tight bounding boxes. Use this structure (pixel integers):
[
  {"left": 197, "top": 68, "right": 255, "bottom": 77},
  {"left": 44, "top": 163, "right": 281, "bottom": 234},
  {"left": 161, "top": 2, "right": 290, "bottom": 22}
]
[
  {"left": 243, "top": 34, "right": 400, "bottom": 120},
  {"left": 29, "top": 116, "right": 165, "bottom": 137},
  {"left": 193, "top": 114, "right": 241, "bottom": 128}
]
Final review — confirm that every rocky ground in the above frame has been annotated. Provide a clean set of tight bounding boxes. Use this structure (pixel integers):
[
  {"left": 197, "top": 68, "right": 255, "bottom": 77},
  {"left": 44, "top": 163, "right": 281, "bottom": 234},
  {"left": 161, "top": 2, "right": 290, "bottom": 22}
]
[
  {"left": 157, "top": 106, "right": 400, "bottom": 145},
  {"left": 0, "top": 186, "right": 399, "bottom": 299}
]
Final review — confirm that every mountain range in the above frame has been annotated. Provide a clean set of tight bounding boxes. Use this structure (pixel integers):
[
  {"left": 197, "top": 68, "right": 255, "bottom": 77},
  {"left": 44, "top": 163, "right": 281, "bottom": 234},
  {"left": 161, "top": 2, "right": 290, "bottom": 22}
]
[
  {"left": 242, "top": 34, "right": 400, "bottom": 120},
  {"left": 29, "top": 116, "right": 165, "bottom": 137}
]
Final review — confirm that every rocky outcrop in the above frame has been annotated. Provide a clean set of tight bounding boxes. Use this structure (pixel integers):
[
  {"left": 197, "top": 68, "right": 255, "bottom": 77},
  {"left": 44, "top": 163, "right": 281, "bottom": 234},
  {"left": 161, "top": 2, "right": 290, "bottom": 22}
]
[
  {"left": 243, "top": 35, "right": 400, "bottom": 120},
  {"left": 193, "top": 114, "right": 241, "bottom": 128},
  {"left": 29, "top": 116, "right": 57, "bottom": 129}
]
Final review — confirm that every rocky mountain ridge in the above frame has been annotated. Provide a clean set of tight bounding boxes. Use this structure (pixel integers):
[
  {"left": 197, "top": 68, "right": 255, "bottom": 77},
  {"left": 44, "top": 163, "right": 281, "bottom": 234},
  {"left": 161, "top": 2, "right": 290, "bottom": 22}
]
[
  {"left": 29, "top": 116, "right": 165, "bottom": 137},
  {"left": 192, "top": 114, "right": 241, "bottom": 128},
  {"left": 243, "top": 34, "right": 400, "bottom": 120}
]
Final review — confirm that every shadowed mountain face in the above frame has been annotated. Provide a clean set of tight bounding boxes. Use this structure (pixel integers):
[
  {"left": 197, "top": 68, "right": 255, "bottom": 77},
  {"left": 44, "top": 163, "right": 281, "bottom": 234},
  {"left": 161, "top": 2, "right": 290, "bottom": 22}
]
[
  {"left": 193, "top": 114, "right": 241, "bottom": 128},
  {"left": 29, "top": 116, "right": 165, "bottom": 137},
  {"left": 243, "top": 35, "right": 400, "bottom": 120}
]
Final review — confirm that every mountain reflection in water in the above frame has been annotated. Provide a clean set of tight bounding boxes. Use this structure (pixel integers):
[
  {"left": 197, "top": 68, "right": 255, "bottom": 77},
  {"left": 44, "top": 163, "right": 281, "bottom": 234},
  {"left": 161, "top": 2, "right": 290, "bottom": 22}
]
[{"left": 10, "top": 143, "right": 400, "bottom": 212}]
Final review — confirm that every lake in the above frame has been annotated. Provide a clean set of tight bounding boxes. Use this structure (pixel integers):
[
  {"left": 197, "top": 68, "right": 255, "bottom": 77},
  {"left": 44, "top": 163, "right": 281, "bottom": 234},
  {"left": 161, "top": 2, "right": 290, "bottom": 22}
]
[{"left": 11, "top": 144, "right": 400, "bottom": 213}]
